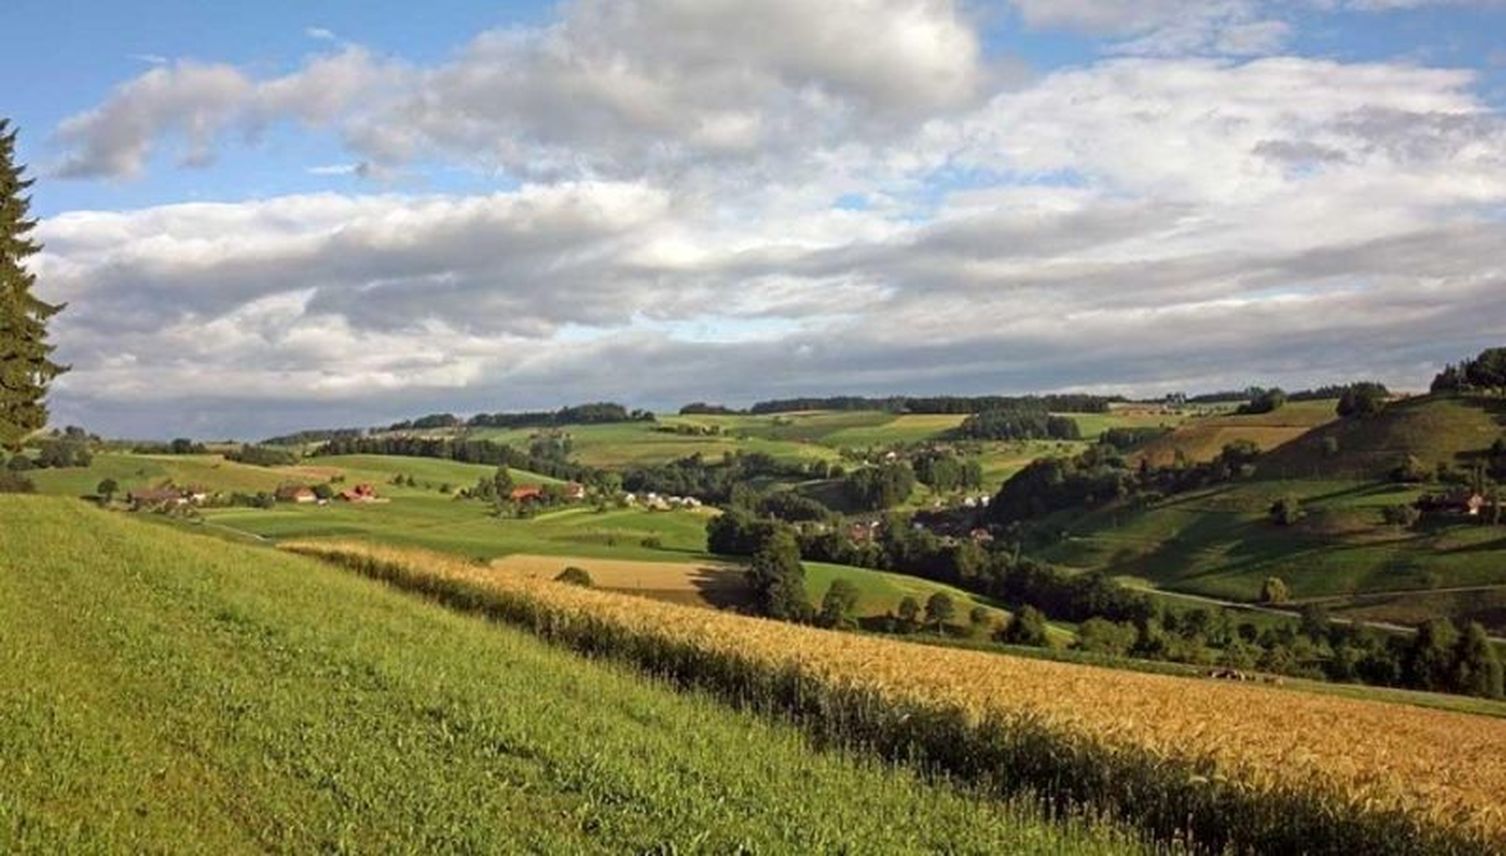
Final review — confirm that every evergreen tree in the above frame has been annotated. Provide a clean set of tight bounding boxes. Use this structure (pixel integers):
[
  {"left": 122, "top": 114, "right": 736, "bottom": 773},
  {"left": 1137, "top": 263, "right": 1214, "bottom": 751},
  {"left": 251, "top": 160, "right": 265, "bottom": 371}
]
[{"left": 0, "top": 121, "right": 65, "bottom": 450}]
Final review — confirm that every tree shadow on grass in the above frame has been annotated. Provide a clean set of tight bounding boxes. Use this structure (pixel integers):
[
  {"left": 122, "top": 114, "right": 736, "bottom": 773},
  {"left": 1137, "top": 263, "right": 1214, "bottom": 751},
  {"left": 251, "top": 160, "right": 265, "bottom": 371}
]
[{"left": 686, "top": 565, "right": 753, "bottom": 610}]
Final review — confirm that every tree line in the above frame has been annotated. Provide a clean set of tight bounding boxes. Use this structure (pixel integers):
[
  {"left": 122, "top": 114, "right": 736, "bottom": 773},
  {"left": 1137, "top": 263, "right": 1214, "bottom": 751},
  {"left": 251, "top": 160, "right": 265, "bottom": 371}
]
[
  {"left": 747, "top": 394, "right": 1118, "bottom": 415},
  {"left": 706, "top": 509, "right": 1504, "bottom": 698},
  {"left": 1432, "top": 347, "right": 1506, "bottom": 394},
  {"left": 313, "top": 435, "right": 605, "bottom": 484}
]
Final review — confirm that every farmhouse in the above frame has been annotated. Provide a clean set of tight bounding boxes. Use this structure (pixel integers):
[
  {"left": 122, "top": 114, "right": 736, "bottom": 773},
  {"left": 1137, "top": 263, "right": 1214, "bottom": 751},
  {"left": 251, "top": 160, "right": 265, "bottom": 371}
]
[
  {"left": 338, "top": 484, "right": 380, "bottom": 503},
  {"left": 563, "top": 482, "right": 587, "bottom": 501},
  {"left": 127, "top": 486, "right": 186, "bottom": 509},
  {"left": 276, "top": 485, "right": 317, "bottom": 504},
  {"left": 1418, "top": 489, "right": 1487, "bottom": 517},
  {"left": 511, "top": 485, "right": 545, "bottom": 503}
]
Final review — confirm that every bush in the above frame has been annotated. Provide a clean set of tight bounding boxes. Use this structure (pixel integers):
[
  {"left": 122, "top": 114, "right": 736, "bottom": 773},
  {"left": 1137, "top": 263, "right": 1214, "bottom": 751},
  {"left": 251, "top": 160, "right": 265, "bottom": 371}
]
[
  {"left": 1235, "top": 388, "right": 1286, "bottom": 415},
  {"left": 1336, "top": 383, "right": 1388, "bottom": 418},
  {"left": 6, "top": 454, "right": 33, "bottom": 472},
  {"left": 818, "top": 579, "right": 862, "bottom": 629},
  {"left": 1381, "top": 504, "right": 1421, "bottom": 529},
  {"left": 554, "top": 567, "right": 594, "bottom": 587},
  {"left": 997, "top": 605, "right": 1050, "bottom": 647},
  {"left": 924, "top": 592, "right": 956, "bottom": 632},
  {"left": 0, "top": 471, "right": 36, "bottom": 493},
  {"left": 1390, "top": 455, "right": 1432, "bottom": 484},
  {"left": 1269, "top": 497, "right": 1303, "bottom": 527},
  {"left": 1260, "top": 577, "right": 1290, "bottom": 605}
]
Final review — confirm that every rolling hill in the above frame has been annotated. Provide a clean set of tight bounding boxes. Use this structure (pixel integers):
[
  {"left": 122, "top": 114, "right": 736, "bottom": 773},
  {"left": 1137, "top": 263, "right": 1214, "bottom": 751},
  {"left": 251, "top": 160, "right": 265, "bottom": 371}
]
[{"left": 1135, "top": 399, "right": 1340, "bottom": 467}]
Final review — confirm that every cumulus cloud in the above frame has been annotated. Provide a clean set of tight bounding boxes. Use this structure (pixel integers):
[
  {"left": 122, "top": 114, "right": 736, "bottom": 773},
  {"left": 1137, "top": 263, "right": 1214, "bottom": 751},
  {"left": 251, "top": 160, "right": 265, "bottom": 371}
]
[
  {"left": 52, "top": 47, "right": 400, "bottom": 178},
  {"left": 32, "top": 4, "right": 1506, "bottom": 437},
  {"left": 53, "top": 0, "right": 988, "bottom": 183}
]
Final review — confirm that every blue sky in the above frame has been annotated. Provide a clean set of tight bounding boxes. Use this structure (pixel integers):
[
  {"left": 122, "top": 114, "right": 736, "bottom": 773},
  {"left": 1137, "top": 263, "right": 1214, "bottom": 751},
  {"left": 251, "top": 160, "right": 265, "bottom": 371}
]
[{"left": 7, "top": 0, "right": 1506, "bottom": 437}]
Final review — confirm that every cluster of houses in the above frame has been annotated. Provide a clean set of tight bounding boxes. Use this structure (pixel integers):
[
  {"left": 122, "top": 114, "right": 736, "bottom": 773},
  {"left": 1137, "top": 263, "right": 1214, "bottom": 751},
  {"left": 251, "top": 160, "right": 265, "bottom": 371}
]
[
  {"left": 125, "top": 482, "right": 386, "bottom": 511},
  {"left": 274, "top": 483, "right": 385, "bottom": 504},
  {"left": 841, "top": 517, "right": 994, "bottom": 546},
  {"left": 622, "top": 491, "right": 703, "bottom": 511},
  {"left": 126, "top": 485, "right": 209, "bottom": 510}
]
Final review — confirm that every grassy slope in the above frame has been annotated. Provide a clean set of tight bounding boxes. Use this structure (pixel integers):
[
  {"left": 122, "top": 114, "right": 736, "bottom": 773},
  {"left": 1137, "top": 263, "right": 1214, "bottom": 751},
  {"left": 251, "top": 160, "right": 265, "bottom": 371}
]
[
  {"left": 1045, "top": 477, "right": 1506, "bottom": 603},
  {"left": 1057, "top": 405, "right": 1192, "bottom": 441},
  {"left": 0, "top": 497, "right": 1134, "bottom": 854},
  {"left": 1257, "top": 394, "right": 1504, "bottom": 480},
  {"left": 1044, "top": 396, "right": 1506, "bottom": 609},
  {"left": 198, "top": 500, "right": 717, "bottom": 561}
]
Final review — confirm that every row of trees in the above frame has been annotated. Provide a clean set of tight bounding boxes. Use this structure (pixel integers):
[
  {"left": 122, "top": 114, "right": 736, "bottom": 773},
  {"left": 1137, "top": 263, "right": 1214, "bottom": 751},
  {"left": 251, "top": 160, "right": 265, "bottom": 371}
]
[
  {"left": 313, "top": 435, "right": 604, "bottom": 484},
  {"left": 225, "top": 444, "right": 299, "bottom": 467},
  {"left": 622, "top": 451, "right": 823, "bottom": 503},
  {"left": 748, "top": 394, "right": 1118, "bottom": 415}
]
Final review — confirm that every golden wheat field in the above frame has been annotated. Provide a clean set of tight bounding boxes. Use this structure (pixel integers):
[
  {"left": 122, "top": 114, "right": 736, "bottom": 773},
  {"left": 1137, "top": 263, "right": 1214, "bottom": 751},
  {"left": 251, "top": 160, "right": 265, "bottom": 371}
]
[
  {"left": 287, "top": 540, "right": 1506, "bottom": 844},
  {"left": 489, "top": 553, "right": 739, "bottom": 591}
]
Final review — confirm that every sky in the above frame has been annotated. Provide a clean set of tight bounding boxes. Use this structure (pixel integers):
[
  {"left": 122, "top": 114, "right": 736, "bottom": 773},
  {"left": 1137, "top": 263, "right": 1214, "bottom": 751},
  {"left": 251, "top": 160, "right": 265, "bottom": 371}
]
[{"left": 6, "top": 0, "right": 1506, "bottom": 439}]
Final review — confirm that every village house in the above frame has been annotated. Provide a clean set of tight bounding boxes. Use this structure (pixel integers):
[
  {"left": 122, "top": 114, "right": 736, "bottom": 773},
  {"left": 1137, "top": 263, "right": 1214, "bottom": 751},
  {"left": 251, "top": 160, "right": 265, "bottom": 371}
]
[
  {"left": 563, "top": 481, "right": 587, "bottom": 501},
  {"left": 847, "top": 520, "right": 880, "bottom": 543}
]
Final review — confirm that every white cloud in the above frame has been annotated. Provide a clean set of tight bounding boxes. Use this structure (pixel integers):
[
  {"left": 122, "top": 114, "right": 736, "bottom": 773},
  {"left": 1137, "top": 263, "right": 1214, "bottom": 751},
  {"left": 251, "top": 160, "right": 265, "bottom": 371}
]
[
  {"left": 33, "top": 5, "right": 1506, "bottom": 437},
  {"left": 53, "top": 0, "right": 989, "bottom": 184},
  {"left": 52, "top": 47, "right": 400, "bottom": 178}
]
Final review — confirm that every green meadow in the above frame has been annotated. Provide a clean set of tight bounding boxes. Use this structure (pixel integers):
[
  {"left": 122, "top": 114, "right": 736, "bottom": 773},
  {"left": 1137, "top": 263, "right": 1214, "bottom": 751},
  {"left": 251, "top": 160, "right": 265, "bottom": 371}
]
[{"left": 0, "top": 496, "right": 1137, "bottom": 853}]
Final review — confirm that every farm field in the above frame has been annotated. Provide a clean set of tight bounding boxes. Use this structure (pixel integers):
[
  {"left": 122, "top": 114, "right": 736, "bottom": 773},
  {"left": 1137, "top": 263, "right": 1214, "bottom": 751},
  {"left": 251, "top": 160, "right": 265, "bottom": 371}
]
[
  {"left": 0, "top": 496, "right": 1134, "bottom": 853},
  {"left": 199, "top": 500, "right": 716, "bottom": 561},
  {"left": 489, "top": 552, "right": 1018, "bottom": 627},
  {"left": 1057, "top": 404, "right": 1192, "bottom": 440},
  {"left": 295, "top": 539, "right": 1506, "bottom": 852},
  {"left": 467, "top": 419, "right": 842, "bottom": 467},
  {"left": 975, "top": 439, "right": 1089, "bottom": 485},
  {"left": 24, "top": 451, "right": 562, "bottom": 500},
  {"left": 1135, "top": 399, "right": 1341, "bottom": 466}
]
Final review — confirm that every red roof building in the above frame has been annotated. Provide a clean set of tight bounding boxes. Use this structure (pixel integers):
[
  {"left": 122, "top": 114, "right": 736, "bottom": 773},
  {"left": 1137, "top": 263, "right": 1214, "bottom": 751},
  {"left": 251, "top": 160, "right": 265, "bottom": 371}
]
[{"left": 510, "top": 485, "right": 544, "bottom": 503}]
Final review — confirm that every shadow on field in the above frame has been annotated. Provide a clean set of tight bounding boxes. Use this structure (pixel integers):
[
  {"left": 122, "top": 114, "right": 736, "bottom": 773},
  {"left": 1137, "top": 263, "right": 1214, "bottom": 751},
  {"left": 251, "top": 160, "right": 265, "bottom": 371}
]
[{"left": 687, "top": 566, "right": 752, "bottom": 610}]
